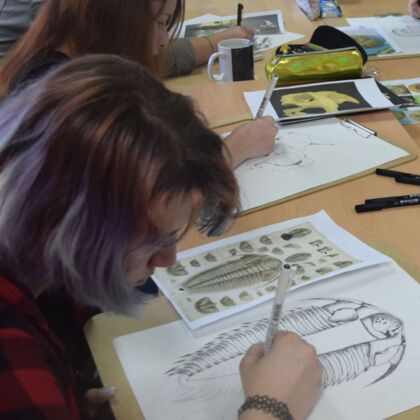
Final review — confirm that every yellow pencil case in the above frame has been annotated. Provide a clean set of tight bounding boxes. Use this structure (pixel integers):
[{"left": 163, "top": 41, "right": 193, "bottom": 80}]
[{"left": 265, "top": 47, "right": 364, "bottom": 86}]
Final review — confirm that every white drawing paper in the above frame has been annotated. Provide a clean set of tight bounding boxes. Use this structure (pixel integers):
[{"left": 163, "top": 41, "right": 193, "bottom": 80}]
[
  {"left": 244, "top": 78, "right": 394, "bottom": 122},
  {"left": 152, "top": 211, "right": 390, "bottom": 329},
  {"left": 347, "top": 15, "right": 420, "bottom": 56},
  {"left": 180, "top": 11, "right": 303, "bottom": 52},
  {"left": 234, "top": 117, "right": 410, "bottom": 212},
  {"left": 114, "top": 260, "right": 420, "bottom": 420}
]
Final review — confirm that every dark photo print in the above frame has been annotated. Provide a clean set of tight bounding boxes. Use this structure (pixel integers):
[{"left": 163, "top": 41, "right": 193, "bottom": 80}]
[{"left": 270, "top": 81, "right": 372, "bottom": 119}]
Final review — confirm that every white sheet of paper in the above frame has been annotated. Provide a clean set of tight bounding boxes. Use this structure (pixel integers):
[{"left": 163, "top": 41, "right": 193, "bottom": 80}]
[
  {"left": 347, "top": 16, "right": 420, "bottom": 56},
  {"left": 234, "top": 117, "right": 409, "bottom": 212},
  {"left": 180, "top": 11, "right": 303, "bottom": 52},
  {"left": 336, "top": 25, "right": 402, "bottom": 56},
  {"left": 244, "top": 78, "right": 394, "bottom": 121},
  {"left": 115, "top": 260, "right": 420, "bottom": 420},
  {"left": 152, "top": 211, "right": 390, "bottom": 329}
]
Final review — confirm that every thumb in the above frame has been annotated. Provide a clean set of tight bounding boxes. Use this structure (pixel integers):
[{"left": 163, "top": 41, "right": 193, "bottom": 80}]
[
  {"left": 240, "top": 342, "right": 264, "bottom": 373},
  {"left": 85, "top": 387, "right": 116, "bottom": 405}
]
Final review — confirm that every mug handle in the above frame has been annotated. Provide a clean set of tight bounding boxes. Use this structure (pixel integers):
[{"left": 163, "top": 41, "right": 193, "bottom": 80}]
[{"left": 207, "top": 52, "right": 225, "bottom": 82}]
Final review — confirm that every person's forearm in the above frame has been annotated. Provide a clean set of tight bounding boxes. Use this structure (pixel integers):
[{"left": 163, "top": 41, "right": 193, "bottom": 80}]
[{"left": 189, "top": 35, "right": 217, "bottom": 67}]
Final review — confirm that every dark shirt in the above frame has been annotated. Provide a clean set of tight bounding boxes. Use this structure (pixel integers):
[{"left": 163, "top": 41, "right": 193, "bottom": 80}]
[{"left": 0, "top": 276, "right": 81, "bottom": 419}]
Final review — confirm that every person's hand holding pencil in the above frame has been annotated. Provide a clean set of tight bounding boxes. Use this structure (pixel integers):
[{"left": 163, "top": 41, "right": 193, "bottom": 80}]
[{"left": 239, "top": 332, "right": 323, "bottom": 420}]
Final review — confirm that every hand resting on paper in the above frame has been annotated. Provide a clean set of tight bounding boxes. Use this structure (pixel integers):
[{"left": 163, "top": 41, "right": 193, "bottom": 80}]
[
  {"left": 409, "top": 0, "right": 420, "bottom": 18},
  {"left": 239, "top": 332, "right": 323, "bottom": 420},
  {"left": 224, "top": 116, "right": 276, "bottom": 168}
]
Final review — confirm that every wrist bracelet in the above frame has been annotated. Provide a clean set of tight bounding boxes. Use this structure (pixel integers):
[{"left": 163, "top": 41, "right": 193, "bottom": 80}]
[
  {"left": 238, "top": 395, "right": 294, "bottom": 420},
  {"left": 204, "top": 35, "right": 216, "bottom": 53}
]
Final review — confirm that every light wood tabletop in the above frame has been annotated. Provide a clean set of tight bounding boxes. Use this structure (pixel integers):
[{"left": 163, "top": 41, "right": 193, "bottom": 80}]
[{"left": 85, "top": 1, "right": 420, "bottom": 419}]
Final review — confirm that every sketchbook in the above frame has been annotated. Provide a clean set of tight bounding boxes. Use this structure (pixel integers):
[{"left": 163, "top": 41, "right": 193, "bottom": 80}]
[
  {"left": 244, "top": 78, "right": 394, "bottom": 123},
  {"left": 346, "top": 15, "right": 420, "bottom": 59},
  {"left": 233, "top": 117, "right": 412, "bottom": 213},
  {"left": 179, "top": 11, "right": 303, "bottom": 52},
  {"left": 115, "top": 258, "right": 420, "bottom": 420},
  {"left": 152, "top": 211, "right": 390, "bottom": 330}
]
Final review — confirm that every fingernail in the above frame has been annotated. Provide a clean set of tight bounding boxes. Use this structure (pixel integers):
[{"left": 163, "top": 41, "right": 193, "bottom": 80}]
[{"left": 97, "top": 387, "right": 116, "bottom": 399}]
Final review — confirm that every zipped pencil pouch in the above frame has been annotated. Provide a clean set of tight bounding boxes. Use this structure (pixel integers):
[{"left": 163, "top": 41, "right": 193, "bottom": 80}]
[{"left": 265, "top": 46, "right": 364, "bottom": 86}]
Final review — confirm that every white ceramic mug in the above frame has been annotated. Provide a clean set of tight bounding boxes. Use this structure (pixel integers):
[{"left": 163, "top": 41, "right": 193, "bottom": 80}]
[{"left": 207, "top": 38, "right": 254, "bottom": 82}]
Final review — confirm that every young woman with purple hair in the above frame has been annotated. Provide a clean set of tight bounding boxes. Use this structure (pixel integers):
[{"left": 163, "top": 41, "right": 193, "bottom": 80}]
[{"left": 0, "top": 55, "right": 322, "bottom": 419}]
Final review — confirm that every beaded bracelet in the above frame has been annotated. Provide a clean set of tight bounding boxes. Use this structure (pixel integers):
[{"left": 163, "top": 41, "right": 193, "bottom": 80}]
[
  {"left": 204, "top": 35, "right": 216, "bottom": 53},
  {"left": 238, "top": 395, "right": 294, "bottom": 420}
]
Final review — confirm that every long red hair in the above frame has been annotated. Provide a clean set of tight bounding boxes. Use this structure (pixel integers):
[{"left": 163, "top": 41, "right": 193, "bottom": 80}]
[{"left": 0, "top": 0, "right": 184, "bottom": 96}]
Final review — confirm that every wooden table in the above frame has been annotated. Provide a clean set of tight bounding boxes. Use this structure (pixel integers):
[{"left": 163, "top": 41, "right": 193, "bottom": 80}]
[{"left": 85, "top": 1, "right": 420, "bottom": 419}]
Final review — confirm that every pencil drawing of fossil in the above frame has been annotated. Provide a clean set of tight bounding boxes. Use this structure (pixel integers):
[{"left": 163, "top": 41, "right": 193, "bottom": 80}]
[
  {"left": 239, "top": 241, "right": 254, "bottom": 253},
  {"left": 285, "top": 253, "right": 311, "bottom": 263},
  {"left": 167, "top": 298, "right": 405, "bottom": 393},
  {"left": 195, "top": 297, "right": 218, "bottom": 314},
  {"left": 281, "top": 227, "right": 312, "bottom": 240},
  {"left": 258, "top": 246, "right": 269, "bottom": 253},
  {"left": 229, "top": 248, "right": 238, "bottom": 256},
  {"left": 180, "top": 255, "right": 282, "bottom": 294},
  {"left": 316, "top": 267, "right": 333, "bottom": 275},
  {"left": 167, "top": 261, "right": 188, "bottom": 276}
]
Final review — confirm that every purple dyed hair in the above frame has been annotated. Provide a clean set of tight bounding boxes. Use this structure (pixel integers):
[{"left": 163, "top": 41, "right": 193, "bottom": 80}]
[{"left": 0, "top": 54, "right": 239, "bottom": 312}]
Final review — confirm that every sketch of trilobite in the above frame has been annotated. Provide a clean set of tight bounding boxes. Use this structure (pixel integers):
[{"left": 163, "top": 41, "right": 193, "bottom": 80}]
[
  {"left": 220, "top": 296, "right": 236, "bottom": 307},
  {"left": 190, "top": 259, "right": 201, "bottom": 268},
  {"left": 281, "top": 227, "right": 312, "bottom": 240},
  {"left": 391, "top": 25, "right": 420, "bottom": 37},
  {"left": 204, "top": 253, "right": 217, "bottom": 262},
  {"left": 239, "top": 241, "right": 254, "bottom": 253},
  {"left": 195, "top": 297, "right": 218, "bottom": 314},
  {"left": 167, "top": 261, "right": 188, "bottom": 276},
  {"left": 272, "top": 247, "right": 284, "bottom": 255},
  {"left": 166, "top": 298, "right": 405, "bottom": 395},
  {"left": 334, "top": 261, "right": 354, "bottom": 269},
  {"left": 239, "top": 291, "right": 253, "bottom": 301},
  {"left": 283, "top": 243, "right": 301, "bottom": 249},
  {"left": 260, "top": 235, "right": 273, "bottom": 245},
  {"left": 285, "top": 252, "right": 312, "bottom": 263},
  {"left": 243, "top": 132, "right": 333, "bottom": 173},
  {"left": 180, "top": 255, "right": 282, "bottom": 294},
  {"left": 316, "top": 267, "right": 333, "bottom": 275}
]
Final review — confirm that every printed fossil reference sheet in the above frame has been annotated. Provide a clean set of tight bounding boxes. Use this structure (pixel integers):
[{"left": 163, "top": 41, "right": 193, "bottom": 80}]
[
  {"left": 152, "top": 211, "right": 390, "bottom": 329},
  {"left": 179, "top": 11, "right": 303, "bottom": 52},
  {"left": 244, "top": 78, "right": 393, "bottom": 123},
  {"left": 381, "top": 77, "right": 420, "bottom": 125},
  {"left": 347, "top": 15, "right": 420, "bottom": 57},
  {"left": 115, "top": 260, "right": 420, "bottom": 420},
  {"left": 233, "top": 117, "right": 410, "bottom": 212}
]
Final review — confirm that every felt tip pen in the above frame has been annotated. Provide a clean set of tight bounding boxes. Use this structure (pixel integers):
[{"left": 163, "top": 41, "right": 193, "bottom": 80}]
[
  {"left": 375, "top": 168, "right": 420, "bottom": 178},
  {"left": 237, "top": 3, "right": 244, "bottom": 26},
  {"left": 355, "top": 197, "right": 420, "bottom": 213},
  {"left": 264, "top": 264, "right": 295, "bottom": 354},
  {"left": 365, "top": 193, "right": 420, "bottom": 204},
  {"left": 396, "top": 175, "right": 420, "bottom": 186},
  {"left": 255, "top": 74, "right": 279, "bottom": 119}
]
